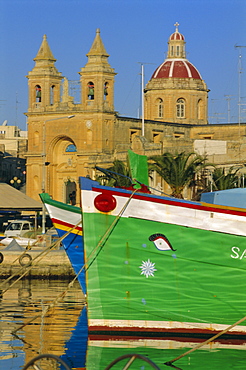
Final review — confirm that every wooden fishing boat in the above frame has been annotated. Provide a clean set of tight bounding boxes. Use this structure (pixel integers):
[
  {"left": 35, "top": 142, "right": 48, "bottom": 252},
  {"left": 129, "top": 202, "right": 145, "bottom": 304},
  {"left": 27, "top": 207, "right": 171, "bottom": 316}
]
[
  {"left": 39, "top": 193, "right": 86, "bottom": 294},
  {"left": 79, "top": 176, "right": 246, "bottom": 337}
]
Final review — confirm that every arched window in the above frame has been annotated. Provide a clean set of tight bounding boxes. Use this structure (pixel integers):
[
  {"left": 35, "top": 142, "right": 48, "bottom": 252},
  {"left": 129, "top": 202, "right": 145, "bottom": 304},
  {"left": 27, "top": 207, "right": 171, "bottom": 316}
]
[
  {"left": 157, "top": 98, "right": 164, "bottom": 118},
  {"left": 50, "top": 85, "right": 55, "bottom": 105},
  {"left": 35, "top": 85, "right": 41, "bottom": 102},
  {"left": 104, "top": 82, "right": 108, "bottom": 99},
  {"left": 88, "top": 81, "right": 94, "bottom": 100},
  {"left": 176, "top": 98, "right": 185, "bottom": 118},
  {"left": 65, "top": 144, "right": 77, "bottom": 152}
]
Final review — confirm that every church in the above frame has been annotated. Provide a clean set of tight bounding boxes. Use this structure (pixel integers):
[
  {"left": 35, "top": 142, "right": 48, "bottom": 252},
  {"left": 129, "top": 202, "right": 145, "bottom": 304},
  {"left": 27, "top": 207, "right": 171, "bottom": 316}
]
[{"left": 25, "top": 24, "right": 246, "bottom": 204}]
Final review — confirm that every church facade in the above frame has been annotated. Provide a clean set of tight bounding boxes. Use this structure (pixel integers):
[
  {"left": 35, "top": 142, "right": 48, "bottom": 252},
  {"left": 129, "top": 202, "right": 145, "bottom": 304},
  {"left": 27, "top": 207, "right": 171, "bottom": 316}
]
[{"left": 25, "top": 25, "right": 246, "bottom": 204}]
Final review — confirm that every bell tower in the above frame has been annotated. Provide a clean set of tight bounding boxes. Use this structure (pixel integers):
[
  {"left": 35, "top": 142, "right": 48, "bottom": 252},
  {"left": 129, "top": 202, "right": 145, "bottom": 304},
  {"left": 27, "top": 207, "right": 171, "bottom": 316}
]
[
  {"left": 79, "top": 29, "right": 116, "bottom": 112},
  {"left": 26, "top": 35, "right": 63, "bottom": 112}
]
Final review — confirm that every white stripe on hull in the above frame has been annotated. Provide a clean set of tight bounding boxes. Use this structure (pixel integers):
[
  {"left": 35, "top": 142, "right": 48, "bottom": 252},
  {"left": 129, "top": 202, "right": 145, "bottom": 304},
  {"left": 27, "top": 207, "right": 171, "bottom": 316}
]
[
  {"left": 46, "top": 204, "right": 81, "bottom": 227},
  {"left": 82, "top": 190, "right": 246, "bottom": 237},
  {"left": 89, "top": 339, "right": 246, "bottom": 350},
  {"left": 89, "top": 319, "right": 246, "bottom": 334}
]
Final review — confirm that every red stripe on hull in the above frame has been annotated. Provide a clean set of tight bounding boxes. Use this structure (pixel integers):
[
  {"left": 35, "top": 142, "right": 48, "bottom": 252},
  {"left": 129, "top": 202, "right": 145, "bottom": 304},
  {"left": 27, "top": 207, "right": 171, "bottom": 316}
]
[
  {"left": 51, "top": 217, "right": 82, "bottom": 232},
  {"left": 88, "top": 326, "right": 246, "bottom": 338},
  {"left": 92, "top": 187, "right": 246, "bottom": 217}
]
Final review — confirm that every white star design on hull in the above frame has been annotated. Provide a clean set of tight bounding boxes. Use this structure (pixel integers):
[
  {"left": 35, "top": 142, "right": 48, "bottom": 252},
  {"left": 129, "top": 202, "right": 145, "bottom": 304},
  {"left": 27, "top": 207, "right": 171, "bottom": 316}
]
[{"left": 139, "top": 259, "right": 157, "bottom": 278}]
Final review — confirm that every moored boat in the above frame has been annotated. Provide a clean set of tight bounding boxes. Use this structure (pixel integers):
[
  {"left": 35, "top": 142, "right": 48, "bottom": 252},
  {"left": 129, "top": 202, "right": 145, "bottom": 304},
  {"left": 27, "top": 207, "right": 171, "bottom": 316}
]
[
  {"left": 79, "top": 176, "right": 246, "bottom": 337},
  {"left": 39, "top": 193, "right": 86, "bottom": 294}
]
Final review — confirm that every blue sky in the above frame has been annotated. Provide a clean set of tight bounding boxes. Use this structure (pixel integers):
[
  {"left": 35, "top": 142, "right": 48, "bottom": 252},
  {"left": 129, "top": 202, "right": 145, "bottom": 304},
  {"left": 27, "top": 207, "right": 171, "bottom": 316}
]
[{"left": 0, "top": 0, "right": 245, "bottom": 130}]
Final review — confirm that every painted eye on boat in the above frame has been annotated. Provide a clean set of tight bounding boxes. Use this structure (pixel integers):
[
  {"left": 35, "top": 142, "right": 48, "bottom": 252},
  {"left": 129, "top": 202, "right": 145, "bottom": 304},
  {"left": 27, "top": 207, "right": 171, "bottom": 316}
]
[
  {"left": 149, "top": 233, "right": 176, "bottom": 251},
  {"left": 94, "top": 193, "right": 117, "bottom": 213}
]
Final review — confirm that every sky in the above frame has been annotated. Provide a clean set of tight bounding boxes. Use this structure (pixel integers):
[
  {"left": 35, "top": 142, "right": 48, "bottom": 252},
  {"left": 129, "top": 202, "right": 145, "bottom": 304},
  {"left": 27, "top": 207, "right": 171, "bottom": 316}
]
[{"left": 0, "top": 0, "right": 245, "bottom": 131}]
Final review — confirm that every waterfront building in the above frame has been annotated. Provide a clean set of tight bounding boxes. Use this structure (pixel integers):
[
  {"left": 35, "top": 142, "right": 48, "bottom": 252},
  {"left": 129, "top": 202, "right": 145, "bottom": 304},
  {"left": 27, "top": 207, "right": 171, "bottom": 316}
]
[{"left": 25, "top": 25, "right": 246, "bottom": 204}]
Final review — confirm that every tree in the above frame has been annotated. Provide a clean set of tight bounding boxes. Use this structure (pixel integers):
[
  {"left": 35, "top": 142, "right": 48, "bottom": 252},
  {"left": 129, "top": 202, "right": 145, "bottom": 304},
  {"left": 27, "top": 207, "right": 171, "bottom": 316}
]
[
  {"left": 149, "top": 151, "right": 208, "bottom": 199},
  {"left": 212, "top": 166, "right": 241, "bottom": 190},
  {"left": 95, "top": 160, "right": 132, "bottom": 187}
]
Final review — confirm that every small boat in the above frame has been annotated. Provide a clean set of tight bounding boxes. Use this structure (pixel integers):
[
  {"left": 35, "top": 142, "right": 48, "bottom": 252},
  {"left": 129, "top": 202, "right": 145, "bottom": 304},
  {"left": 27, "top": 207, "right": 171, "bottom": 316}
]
[{"left": 39, "top": 193, "right": 86, "bottom": 294}]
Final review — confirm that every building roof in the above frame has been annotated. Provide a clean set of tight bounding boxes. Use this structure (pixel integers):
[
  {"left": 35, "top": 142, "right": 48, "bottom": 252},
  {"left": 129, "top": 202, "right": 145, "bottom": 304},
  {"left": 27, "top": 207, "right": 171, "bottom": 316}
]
[
  {"left": 151, "top": 59, "right": 202, "bottom": 79},
  {"left": 34, "top": 34, "right": 56, "bottom": 62},
  {"left": 86, "top": 28, "right": 109, "bottom": 57},
  {"left": 0, "top": 183, "right": 42, "bottom": 211},
  {"left": 151, "top": 22, "right": 202, "bottom": 81},
  {"left": 169, "top": 30, "right": 185, "bottom": 41}
]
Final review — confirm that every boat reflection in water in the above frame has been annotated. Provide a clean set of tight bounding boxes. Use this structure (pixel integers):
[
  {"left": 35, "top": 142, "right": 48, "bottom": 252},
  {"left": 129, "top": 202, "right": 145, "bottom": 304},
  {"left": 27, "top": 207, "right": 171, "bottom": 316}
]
[
  {"left": 63, "top": 308, "right": 246, "bottom": 370},
  {"left": 0, "top": 280, "right": 246, "bottom": 370}
]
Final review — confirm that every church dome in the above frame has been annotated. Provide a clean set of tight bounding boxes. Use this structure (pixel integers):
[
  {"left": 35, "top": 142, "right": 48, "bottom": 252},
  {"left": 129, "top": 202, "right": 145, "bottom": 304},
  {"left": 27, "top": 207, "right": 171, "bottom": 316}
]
[
  {"left": 151, "top": 22, "right": 202, "bottom": 80},
  {"left": 152, "top": 59, "right": 202, "bottom": 80},
  {"left": 169, "top": 31, "right": 185, "bottom": 41}
]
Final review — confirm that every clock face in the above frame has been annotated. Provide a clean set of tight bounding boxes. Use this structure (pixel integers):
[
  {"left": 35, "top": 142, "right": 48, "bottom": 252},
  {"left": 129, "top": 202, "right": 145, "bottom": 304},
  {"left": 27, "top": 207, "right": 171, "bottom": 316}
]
[{"left": 86, "top": 120, "right": 92, "bottom": 128}]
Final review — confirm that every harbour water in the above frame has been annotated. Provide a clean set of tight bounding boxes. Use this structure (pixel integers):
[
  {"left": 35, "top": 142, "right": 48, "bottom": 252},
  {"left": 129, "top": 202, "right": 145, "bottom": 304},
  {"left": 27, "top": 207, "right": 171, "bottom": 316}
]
[{"left": 0, "top": 278, "right": 245, "bottom": 370}]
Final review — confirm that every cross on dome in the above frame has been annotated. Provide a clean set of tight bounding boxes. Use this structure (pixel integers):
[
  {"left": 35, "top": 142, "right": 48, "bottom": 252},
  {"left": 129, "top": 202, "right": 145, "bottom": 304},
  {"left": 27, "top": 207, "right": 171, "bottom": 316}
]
[{"left": 174, "top": 22, "right": 179, "bottom": 32}]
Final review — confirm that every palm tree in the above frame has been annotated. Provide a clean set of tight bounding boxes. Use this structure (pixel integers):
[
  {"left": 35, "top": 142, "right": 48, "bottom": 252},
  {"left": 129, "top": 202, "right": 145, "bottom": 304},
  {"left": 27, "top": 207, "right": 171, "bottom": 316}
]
[
  {"left": 95, "top": 160, "right": 132, "bottom": 187},
  {"left": 149, "top": 151, "right": 208, "bottom": 198},
  {"left": 212, "top": 166, "right": 241, "bottom": 190}
]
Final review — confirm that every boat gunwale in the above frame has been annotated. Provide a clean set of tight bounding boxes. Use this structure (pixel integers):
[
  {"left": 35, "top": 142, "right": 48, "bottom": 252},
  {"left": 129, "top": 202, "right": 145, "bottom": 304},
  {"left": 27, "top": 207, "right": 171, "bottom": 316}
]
[{"left": 90, "top": 185, "right": 246, "bottom": 217}]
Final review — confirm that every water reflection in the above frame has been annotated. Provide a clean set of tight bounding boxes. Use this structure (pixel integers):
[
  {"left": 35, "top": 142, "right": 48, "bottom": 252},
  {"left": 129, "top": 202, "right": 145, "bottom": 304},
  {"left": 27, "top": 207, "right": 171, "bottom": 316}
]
[{"left": 0, "top": 279, "right": 246, "bottom": 370}]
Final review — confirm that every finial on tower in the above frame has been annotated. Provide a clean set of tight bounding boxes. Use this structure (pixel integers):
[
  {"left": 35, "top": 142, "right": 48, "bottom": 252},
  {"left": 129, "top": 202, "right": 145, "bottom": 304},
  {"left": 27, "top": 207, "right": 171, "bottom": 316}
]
[{"left": 174, "top": 22, "right": 179, "bottom": 32}]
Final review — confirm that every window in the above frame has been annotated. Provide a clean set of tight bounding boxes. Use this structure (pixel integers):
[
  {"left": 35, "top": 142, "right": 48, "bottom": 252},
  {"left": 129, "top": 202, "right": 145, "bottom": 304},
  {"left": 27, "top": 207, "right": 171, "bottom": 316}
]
[
  {"left": 153, "top": 133, "right": 160, "bottom": 143},
  {"left": 35, "top": 85, "right": 41, "bottom": 102},
  {"left": 176, "top": 98, "right": 185, "bottom": 118},
  {"left": 157, "top": 98, "right": 163, "bottom": 118},
  {"left": 65, "top": 144, "right": 77, "bottom": 152},
  {"left": 104, "top": 82, "right": 108, "bottom": 99},
  {"left": 50, "top": 85, "right": 55, "bottom": 105},
  {"left": 130, "top": 130, "right": 139, "bottom": 143},
  {"left": 23, "top": 223, "right": 31, "bottom": 230},
  {"left": 88, "top": 81, "right": 94, "bottom": 100}
]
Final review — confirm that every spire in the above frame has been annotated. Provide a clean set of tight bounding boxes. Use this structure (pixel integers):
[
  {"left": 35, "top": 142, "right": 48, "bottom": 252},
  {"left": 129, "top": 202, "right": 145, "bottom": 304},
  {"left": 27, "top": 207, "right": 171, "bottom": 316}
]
[
  {"left": 34, "top": 34, "right": 56, "bottom": 62},
  {"left": 86, "top": 29, "right": 109, "bottom": 57},
  {"left": 174, "top": 21, "right": 179, "bottom": 32}
]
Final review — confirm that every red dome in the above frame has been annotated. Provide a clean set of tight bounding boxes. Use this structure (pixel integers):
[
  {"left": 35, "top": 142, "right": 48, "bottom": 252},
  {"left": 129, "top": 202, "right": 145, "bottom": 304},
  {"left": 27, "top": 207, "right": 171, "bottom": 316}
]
[
  {"left": 169, "top": 32, "right": 185, "bottom": 41},
  {"left": 151, "top": 59, "right": 202, "bottom": 80}
]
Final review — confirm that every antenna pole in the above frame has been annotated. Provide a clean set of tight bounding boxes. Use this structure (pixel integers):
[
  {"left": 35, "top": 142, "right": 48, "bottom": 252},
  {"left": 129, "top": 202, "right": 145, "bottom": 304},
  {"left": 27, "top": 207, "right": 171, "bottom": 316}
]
[
  {"left": 141, "top": 63, "right": 144, "bottom": 136},
  {"left": 224, "top": 95, "right": 234, "bottom": 123},
  {"left": 235, "top": 45, "right": 246, "bottom": 126}
]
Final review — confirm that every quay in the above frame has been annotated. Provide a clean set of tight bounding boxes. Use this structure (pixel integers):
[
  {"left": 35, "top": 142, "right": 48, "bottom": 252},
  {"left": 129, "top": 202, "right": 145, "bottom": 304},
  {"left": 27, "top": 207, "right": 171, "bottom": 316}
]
[{"left": 0, "top": 247, "right": 76, "bottom": 278}]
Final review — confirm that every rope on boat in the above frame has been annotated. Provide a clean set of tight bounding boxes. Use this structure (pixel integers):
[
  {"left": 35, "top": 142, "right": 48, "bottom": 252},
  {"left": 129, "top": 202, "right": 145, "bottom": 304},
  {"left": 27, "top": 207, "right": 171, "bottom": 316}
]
[
  {"left": 11, "top": 190, "right": 137, "bottom": 334},
  {"left": 12, "top": 190, "right": 137, "bottom": 334},
  {"left": 86, "top": 188, "right": 138, "bottom": 270},
  {"left": 0, "top": 221, "right": 82, "bottom": 295},
  {"left": 164, "top": 315, "right": 246, "bottom": 367}
]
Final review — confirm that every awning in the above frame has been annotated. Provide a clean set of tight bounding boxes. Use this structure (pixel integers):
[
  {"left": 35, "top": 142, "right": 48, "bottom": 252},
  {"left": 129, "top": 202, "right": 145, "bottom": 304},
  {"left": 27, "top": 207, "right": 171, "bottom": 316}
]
[{"left": 0, "top": 183, "right": 42, "bottom": 211}]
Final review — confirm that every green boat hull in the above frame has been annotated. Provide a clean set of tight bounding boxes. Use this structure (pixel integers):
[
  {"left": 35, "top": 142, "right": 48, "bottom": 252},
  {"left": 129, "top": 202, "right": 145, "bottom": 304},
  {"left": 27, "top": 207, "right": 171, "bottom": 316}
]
[
  {"left": 84, "top": 213, "right": 246, "bottom": 334},
  {"left": 80, "top": 177, "right": 246, "bottom": 335}
]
